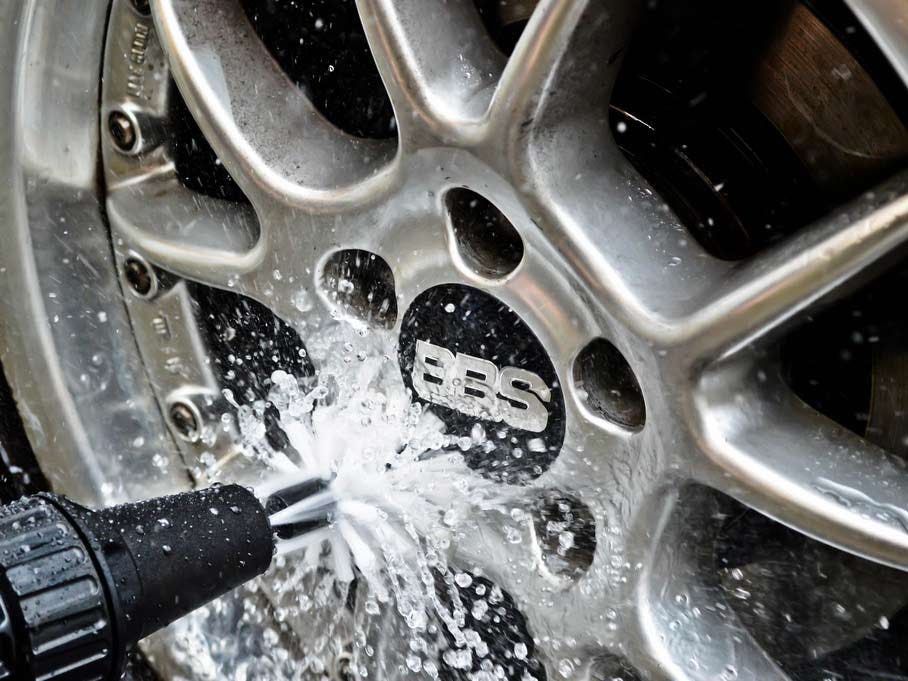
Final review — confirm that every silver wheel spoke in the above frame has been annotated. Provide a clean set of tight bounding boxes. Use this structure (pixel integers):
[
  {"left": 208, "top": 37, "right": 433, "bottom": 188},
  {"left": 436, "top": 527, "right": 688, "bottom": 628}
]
[
  {"left": 449, "top": 443, "right": 668, "bottom": 668},
  {"left": 356, "top": 0, "right": 504, "bottom": 147},
  {"left": 153, "top": 0, "right": 395, "bottom": 207},
  {"left": 696, "top": 363, "right": 908, "bottom": 571},
  {"left": 516, "top": 138, "right": 728, "bottom": 335},
  {"left": 112, "top": 178, "right": 381, "bottom": 328},
  {"left": 686, "top": 173, "right": 908, "bottom": 360},
  {"left": 450, "top": 509, "right": 603, "bottom": 650},
  {"left": 489, "top": 0, "right": 635, "bottom": 161},
  {"left": 494, "top": 0, "right": 729, "bottom": 334},
  {"left": 532, "top": 427, "right": 674, "bottom": 666},
  {"left": 234, "top": 203, "right": 399, "bottom": 324},
  {"left": 635, "top": 487, "right": 790, "bottom": 681},
  {"left": 107, "top": 175, "right": 261, "bottom": 289}
]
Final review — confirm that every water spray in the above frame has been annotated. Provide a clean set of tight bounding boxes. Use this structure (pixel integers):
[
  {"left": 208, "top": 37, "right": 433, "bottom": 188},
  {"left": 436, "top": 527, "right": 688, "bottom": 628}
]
[{"left": 0, "top": 321, "right": 550, "bottom": 681}]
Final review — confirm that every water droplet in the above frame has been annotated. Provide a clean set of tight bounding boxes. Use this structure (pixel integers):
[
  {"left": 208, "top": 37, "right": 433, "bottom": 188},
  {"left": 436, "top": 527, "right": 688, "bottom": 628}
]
[
  {"left": 454, "top": 573, "right": 473, "bottom": 588},
  {"left": 471, "top": 600, "right": 488, "bottom": 620},
  {"left": 292, "top": 289, "right": 313, "bottom": 312},
  {"left": 527, "top": 438, "right": 546, "bottom": 453},
  {"left": 406, "top": 654, "right": 422, "bottom": 672},
  {"left": 558, "top": 659, "right": 574, "bottom": 677},
  {"left": 558, "top": 531, "right": 574, "bottom": 552}
]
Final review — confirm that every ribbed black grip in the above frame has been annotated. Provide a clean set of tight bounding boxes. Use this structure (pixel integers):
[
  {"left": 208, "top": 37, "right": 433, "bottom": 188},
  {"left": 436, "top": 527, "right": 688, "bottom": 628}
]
[
  {"left": 0, "top": 497, "right": 114, "bottom": 681},
  {"left": 0, "top": 485, "right": 274, "bottom": 681}
]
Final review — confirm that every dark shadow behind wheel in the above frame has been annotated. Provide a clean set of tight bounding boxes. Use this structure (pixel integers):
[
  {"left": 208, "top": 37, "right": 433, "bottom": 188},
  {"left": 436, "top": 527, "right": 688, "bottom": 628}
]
[{"left": 0, "top": 359, "right": 47, "bottom": 503}]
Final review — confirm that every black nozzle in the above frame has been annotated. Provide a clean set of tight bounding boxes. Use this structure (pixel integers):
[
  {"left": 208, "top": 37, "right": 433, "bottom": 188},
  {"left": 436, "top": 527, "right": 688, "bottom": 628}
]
[
  {"left": 61, "top": 484, "right": 274, "bottom": 649},
  {"left": 0, "top": 484, "right": 275, "bottom": 680},
  {"left": 265, "top": 477, "right": 334, "bottom": 540}
]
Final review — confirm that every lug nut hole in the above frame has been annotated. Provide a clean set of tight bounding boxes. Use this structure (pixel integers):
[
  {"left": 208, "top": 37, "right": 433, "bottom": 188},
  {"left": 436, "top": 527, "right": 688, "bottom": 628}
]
[
  {"left": 574, "top": 338, "right": 646, "bottom": 430},
  {"left": 320, "top": 250, "right": 397, "bottom": 328},
  {"left": 108, "top": 110, "right": 138, "bottom": 153},
  {"left": 169, "top": 401, "right": 201, "bottom": 442},
  {"left": 445, "top": 188, "right": 523, "bottom": 279},
  {"left": 123, "top": 255, "right": 157, "bottom": 299},
  {"left": 131, "top": 0, "right": 151, "bottom": 15},
  {"left": 332, "top": 652, "right": 356, "bottom": 681},
  {"left": 532, "top": 491, "right": 596, "bottom": 583}
]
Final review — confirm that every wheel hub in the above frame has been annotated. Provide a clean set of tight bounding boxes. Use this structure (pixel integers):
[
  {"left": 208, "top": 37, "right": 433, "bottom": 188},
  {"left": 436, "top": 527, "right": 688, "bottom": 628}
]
[{"left": 399, "top": 284, "right": 567, "bottom": 482}]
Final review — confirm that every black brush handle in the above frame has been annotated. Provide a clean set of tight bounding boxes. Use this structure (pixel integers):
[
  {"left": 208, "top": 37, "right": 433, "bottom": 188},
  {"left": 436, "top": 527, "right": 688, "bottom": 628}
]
[{"left": 0, "top": 484, "right": 275, "bottom": 681}]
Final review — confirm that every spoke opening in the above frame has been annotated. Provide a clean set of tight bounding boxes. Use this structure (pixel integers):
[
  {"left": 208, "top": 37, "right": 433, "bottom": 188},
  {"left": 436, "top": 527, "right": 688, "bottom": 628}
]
[
  {"left": 191, "top": 283, "right": 315, "bottom": 454},
  {"left": 319, "top": 250, "right": 398, "bottom": 329},
  {"left": 606, "top": 1, "right": 908, "bottom": 263},
  {"left": 169, "top": 81, "right": 249, "bottom": 203},
  {"left": 473, "top": 0, "right": 536, "bottom": 55},
  {"left": 445, "top": 188, "right": 524, "bottom": 280},
  {"left": 573, "top": 338, "right": 645, "bottom": 431},
  {"left": 239, "top": 0, "right": 397, "bottom": 140},
  {"left": 778, "top": 251, "right": 908, "bottom": 468},
  {"left": 433, "top": 571, "right": 548, "bottom": 681},
  {"left": 154, "top": 0, "right": 397, "bottom": 204},
  {"left": 714, "top": 497, "right": 908, "bottom": 674},
  {"left": 639, "top": 484, "right": 908, "bottom": 680},
  {"left": 530, "top": 491, "right": 596, "bottom": 586}
]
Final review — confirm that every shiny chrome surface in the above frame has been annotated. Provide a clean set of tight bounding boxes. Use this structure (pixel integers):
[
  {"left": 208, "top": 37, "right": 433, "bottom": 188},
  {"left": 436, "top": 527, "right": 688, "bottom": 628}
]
[
  {"left": 0, "top": 1, "right": 186, "bottom": 505},
  {"left": 1, "top": 0, "right": 908, "bottom": 679}
]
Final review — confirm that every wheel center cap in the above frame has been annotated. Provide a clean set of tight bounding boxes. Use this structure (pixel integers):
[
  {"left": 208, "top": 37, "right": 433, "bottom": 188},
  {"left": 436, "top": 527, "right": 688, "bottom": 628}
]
[{"left": 399, "top": 284, "right": 565, "bottom": 483}]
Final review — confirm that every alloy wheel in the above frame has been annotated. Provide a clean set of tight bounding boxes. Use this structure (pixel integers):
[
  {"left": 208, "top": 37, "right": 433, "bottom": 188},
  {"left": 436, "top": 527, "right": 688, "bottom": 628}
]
[{"left": 3, "top": 0, "right": 908, "bottom": 679}]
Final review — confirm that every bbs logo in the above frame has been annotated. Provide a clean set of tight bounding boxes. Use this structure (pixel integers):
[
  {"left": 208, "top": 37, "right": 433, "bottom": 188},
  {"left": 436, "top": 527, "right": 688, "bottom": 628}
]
[
  {"left": 398, "top": 284, "right": 565, "bottom": 481},
  {"left": 411, "top": 340, "right": 551, "bottom": 432}
]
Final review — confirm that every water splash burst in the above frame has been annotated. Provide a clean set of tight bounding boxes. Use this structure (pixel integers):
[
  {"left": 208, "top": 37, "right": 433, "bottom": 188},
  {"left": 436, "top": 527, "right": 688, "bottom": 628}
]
[{"left": 191, "top": 323, "right": 545, "bottom": 680}]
